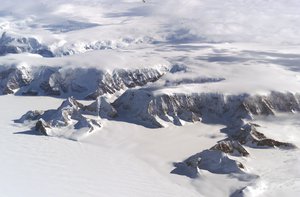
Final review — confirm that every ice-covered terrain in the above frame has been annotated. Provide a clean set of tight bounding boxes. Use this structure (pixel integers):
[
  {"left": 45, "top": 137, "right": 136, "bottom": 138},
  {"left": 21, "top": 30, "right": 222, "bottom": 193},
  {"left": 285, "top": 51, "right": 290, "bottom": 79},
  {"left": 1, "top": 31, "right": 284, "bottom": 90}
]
[{"left": 1, "top": 0, "right": 300, "bottom": 197}]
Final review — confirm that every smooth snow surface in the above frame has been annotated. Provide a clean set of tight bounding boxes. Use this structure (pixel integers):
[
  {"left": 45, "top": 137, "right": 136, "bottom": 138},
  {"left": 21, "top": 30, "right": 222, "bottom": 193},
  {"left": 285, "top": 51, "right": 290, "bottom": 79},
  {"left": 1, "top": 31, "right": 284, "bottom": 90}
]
[
  {"left": 0, "top": 96, "right": 204, "bottom": 196},
  {"left": 2, "top": 96, "right": 300, "bottom": 197},
  {"left": 1, "top": 0, "right": 300, "bottom": 197}
]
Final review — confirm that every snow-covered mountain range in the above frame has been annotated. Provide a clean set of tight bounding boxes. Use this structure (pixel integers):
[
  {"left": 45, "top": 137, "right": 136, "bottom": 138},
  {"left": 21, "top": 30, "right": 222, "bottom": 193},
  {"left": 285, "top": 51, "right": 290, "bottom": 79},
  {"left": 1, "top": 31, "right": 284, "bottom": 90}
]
[{"left": 1, "top": 0, "right": 300, "bottom": 197}]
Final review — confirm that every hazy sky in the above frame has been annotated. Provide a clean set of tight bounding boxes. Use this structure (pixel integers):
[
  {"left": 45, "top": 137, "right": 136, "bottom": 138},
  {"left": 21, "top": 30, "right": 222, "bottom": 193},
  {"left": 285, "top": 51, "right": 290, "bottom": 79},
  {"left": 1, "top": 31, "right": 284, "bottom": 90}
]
[{"left": 1, "top": 0, "right": 300, "bottom": 44}]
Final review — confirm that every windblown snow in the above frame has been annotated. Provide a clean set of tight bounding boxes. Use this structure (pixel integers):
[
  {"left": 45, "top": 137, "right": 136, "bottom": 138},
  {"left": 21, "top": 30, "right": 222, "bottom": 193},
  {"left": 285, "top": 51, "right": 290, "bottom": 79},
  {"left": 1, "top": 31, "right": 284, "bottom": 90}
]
[{"left": 1, "top": 0, "right": 300, "bottom": 197}]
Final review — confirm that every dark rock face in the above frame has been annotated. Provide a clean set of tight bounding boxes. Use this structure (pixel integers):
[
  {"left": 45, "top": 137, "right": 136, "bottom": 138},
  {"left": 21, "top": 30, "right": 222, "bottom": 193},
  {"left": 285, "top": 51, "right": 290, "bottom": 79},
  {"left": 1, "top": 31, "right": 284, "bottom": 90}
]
[
  {"left": 210, "top": 140, "right": 249, "bottom": 157},
  {"left": 35, "top": 119, "right": 50, "bottom": 136},
  {"left": 171, "top": 149, "right": 247, "bottom": 178},
  {"left": 113, "top": 90, "right": 300, "bottom": 128},
  {"left": 85, "top": 68, "right": 165, "bottom": 100},
  {"left": 232, "top": 123, "right": 296, "bottom": 149},
  {"left": 0, "top": 65, "right": 166, "bottom": 99},
  {"left": 17, "top": 97, "right": 117, "bottom": 136},
  {"left": 171, "top": 121, "right": 296, "bottom": 179},
  {"left": 172, "top": 137, "right": 249, "bottom": 178},
  {"left": 85, "top": 97, "right": 118, "bottom": 118},
  {"left": 0, "top": 66, "right": 32, "bottom": 95},
  {"left": 16, "top": 110, "right": 43, "bottom": 123},
  {"left": 0, "top": 32, "right": 53, "bottom": 57}
]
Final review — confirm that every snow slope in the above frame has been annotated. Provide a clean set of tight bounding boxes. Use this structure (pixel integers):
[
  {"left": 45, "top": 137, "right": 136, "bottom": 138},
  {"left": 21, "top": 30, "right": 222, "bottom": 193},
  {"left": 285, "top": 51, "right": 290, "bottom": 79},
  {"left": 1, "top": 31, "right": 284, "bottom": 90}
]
[
  {"left": 2, "top": 96, "right": 300, "bottom": 197},
  {"left": 0, "top": 96, "right": 203, "bottom": 197},
  {"left": 1, "top": 0, "right": 300, "bottom": 197}
]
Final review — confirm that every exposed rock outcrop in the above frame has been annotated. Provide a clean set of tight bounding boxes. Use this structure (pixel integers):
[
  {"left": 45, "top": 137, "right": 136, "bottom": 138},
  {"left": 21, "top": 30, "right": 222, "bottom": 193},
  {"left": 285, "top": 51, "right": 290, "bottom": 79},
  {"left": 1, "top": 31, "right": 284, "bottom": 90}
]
[
  {"left": 16, "top": 110, "right": 44, "bottom": 123},
  {"left": 0, "top": 32, "right": 53, "bottom": 57},
  {"left": 35, "top": 119, "right": 51, "bottom": 136},
  {"left": 232, "top": 123, "right": 296, "bottom": 149},
  {"left": 85, "top": 97, "right": 118, "bottom": 118},
  {"left": 113, "top": 89, "right": 300, "bottom": 128},
  {"left": 0, "top": 65, "right": 167, "bottom": 99},
  {"left": 85, "top": 68, "right": 165, "bottom": 99},
  {"left": 33, "top": 97, "right": 102, "bottom": 135},
  {"left": 171, "top": 150, "right": 246, "bottom": 178},
  {"left": 0, "top": 65, "right": 32, "bottom": 94},
  {"left": 210, "top": 140, "right": 249, "bottom": 157},
  {"left": 16, "top": 97, "right": 117, "bottom": 138}
]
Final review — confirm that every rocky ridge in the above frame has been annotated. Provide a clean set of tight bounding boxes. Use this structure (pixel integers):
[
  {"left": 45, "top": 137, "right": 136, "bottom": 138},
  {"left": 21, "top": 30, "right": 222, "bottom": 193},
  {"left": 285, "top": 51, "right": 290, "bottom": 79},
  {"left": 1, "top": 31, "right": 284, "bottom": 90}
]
[
  {"left": 0, "top": 31, "right": 154, "bottom": 57},
  {"left": 0, "top": 65, "right": 167, "bottom": 99},
  {"left": 111, "top": 89, "right": 298, "bottom": 178},
  {"left": 113, "top": 89, "right": 300, "bottom": 128},
  {"left": 15, "top": 80, "right": 299, "bottom": 181},
  {"left": 0, "top": 32, "right": 53, "bottom": 57},
  {"left": 16, "top": 97, "right": 116, "bottom": 137},
  {"left": 171, "top": 122, "right": 296, "bottom": 181}
]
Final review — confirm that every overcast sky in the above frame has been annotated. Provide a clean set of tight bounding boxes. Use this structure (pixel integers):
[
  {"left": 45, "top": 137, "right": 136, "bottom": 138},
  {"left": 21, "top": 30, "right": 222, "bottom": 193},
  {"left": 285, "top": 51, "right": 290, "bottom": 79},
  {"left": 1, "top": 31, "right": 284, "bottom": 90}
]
[{"left": 1, "top": 0, "right": 300, "bottom": 44}]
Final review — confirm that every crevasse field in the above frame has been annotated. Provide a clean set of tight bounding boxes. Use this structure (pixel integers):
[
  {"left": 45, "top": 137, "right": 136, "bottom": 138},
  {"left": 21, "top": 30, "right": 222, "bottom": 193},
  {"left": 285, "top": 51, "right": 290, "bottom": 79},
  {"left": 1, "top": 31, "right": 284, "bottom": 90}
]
[{"left": 1, "top": 1, "right": 300, "bottom": 197}]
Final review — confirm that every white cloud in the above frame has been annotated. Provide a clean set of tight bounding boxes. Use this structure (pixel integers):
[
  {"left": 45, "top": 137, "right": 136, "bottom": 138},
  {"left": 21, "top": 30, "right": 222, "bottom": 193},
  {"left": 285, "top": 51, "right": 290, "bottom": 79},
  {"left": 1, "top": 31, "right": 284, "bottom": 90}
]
[{"left": 1, "top": 0, "right": 300, "bottom": 44}]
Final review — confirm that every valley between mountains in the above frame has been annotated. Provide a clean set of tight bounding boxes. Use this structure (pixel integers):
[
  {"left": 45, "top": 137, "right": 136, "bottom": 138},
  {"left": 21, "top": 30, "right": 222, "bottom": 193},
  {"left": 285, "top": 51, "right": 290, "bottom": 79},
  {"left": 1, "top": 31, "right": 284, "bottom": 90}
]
[{"left": 1, "top": 1, "right": 300, "bottom": 197}]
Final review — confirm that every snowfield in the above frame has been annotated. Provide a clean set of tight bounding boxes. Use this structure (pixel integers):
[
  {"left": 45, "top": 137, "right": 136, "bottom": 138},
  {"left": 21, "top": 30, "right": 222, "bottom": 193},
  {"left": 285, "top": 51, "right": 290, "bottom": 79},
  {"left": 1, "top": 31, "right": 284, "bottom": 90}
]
[{"left": 1, "top": 0, "right": 300, "bottom": 197}]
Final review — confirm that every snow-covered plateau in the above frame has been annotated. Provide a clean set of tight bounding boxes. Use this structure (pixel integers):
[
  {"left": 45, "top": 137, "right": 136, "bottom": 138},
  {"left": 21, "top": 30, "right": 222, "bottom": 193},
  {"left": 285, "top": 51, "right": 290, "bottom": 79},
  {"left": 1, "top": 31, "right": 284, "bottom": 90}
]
[{"left": 1, "top": 0, "right": 300, "bottom": 197}]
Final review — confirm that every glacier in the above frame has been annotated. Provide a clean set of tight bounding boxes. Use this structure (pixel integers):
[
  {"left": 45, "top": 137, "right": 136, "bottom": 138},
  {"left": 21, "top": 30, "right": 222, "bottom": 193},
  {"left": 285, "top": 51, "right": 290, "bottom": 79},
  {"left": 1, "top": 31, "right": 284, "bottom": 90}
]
[{"left": 1, "top": 0, "right": 300, "bottom": 197}]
